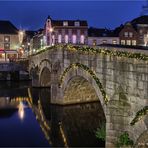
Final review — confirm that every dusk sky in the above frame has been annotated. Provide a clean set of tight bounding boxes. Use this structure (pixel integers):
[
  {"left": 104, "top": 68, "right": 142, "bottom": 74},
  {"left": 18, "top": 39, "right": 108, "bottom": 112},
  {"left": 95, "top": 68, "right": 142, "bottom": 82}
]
[{"left": 0, "top": 1, "right": 146, "bottom": 31}]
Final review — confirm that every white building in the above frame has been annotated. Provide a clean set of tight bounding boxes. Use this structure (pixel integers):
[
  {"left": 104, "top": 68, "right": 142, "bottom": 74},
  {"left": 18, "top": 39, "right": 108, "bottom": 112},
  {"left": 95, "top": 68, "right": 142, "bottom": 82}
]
[
  {"left": 88, "top": 28, "right": 119, "bottom": 46},
  {"left": 44, "top": 16, "right": 88, "bottom": 46}
]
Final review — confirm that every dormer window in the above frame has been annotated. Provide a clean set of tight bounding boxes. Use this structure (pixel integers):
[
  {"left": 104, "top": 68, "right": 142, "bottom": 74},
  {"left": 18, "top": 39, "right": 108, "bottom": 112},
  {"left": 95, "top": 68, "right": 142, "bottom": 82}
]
[
  {"left": 63, "top": 21, "right": 68, "bottom": 26},
  {"left": 75, "top": 21, "right": 80, "bottom": 26}
]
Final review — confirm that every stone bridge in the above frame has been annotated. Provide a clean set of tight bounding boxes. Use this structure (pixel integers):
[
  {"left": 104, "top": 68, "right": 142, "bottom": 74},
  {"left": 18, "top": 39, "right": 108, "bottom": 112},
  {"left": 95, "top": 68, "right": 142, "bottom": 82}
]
[{"left": 29, "top": 44, "right": 148, "bottom": 147}]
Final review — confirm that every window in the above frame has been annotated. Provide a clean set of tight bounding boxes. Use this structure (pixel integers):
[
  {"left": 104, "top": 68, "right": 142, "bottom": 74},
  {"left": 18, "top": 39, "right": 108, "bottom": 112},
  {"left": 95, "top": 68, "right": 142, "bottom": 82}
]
[
  {"left": 80, "top": 35, "right": 85, "bottom": 44},
  {"left": 72, "top": 35, "right": 77, "bottom": 44},
  {"left": 75, "top": 21, "right": 80, "bottom": 26},
  {"left": 52, "top": 35, "right": 55, "bottom": 45},
  {"left": 126, "top": 40, "right": 131, "bottom": 45},
  {"left": 121, "top": 40, "right": 125, "bottom": 45},
  {"left": 93, "top": 39, "right": 97, "bottom": 46},
  {"left": 112, "top": 40, "right": 117, "bottom": 44},
  {"left": 102, "top": 40, "right": 107, "bottom": 44},
  {"left": 124, "top": 32, "right": 128, "bottom": 37},
  {"left": 63, "top": 21, "right": 68, "bottom": 26},
  {"left": 58, "top": 34, "right": 62, "bottom": 43},
  {"left": 4, "top": 43, "right": 10, "bottom": 49},
  {"left": 139, "top": 29, "right": 143, "bottom": 34},
  {"left": 129, "top": 32, "right": 133, "bottom": 38},
  {"left": 132, "top": 40, "right": 136, "bottom": 46},
  {"left": 65, "top": 35, "right": 68, "bottom": 43},
  {"left": 4, "top": 36, "right": 10, "bottom": 42}
]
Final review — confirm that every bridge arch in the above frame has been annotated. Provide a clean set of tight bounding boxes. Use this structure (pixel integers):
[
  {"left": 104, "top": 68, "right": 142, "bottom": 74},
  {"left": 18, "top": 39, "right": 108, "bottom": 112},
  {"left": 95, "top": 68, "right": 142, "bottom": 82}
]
[
  {"left": 39, "top": 59, "right": 52, "bottom": 87},
  {"left": 59, "top": 63, "right": 107, "bottom": 113}
]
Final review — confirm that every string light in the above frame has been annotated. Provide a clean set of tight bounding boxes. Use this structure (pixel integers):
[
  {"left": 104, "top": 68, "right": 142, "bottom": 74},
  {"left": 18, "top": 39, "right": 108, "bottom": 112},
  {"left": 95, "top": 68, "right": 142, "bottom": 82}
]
[{"left": 130, "top": 106, "right": 148, "bottom": 126}]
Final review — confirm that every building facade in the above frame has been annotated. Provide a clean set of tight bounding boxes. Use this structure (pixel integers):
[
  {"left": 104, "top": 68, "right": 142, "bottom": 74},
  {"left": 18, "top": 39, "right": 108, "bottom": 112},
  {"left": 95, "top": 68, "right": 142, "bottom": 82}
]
[
  {"left": 44, "top": 16, "right": 88, "bottom": 46},
  {"left": 0, "top": 21, "right": 19, "bottom": 62},
  {"left": 88, "top": 28, "right": 119, "bottom": 46},
  {"left": 119, "top": 22, "right": 139, "bottom": 46}
]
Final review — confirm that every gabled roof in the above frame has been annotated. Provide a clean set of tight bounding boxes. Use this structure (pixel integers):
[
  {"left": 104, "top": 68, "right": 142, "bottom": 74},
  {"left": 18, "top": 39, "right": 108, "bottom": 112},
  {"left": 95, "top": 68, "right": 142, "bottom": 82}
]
[
  {"left": 0, "top": 20, "right": 18, "bottom": 34},
  {"left": 131, "top": 15, "right": 148, "bottom": 25}
]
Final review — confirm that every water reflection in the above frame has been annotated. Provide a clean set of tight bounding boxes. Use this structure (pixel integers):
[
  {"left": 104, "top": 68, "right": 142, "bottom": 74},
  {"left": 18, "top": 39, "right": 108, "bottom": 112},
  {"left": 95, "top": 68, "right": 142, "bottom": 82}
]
[
  {"left": 18, "top": 102, "right": 25, "bottom": 120},
  {"left": 0, "top": 82, "right": 105, "bottom": 147}
]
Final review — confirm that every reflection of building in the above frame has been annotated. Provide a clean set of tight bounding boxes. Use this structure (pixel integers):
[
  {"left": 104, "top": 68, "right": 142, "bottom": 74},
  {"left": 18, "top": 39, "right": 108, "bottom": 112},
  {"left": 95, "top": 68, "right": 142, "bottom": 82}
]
[{"left": 0, "top": 21, "right": 19, "bottom": 61}]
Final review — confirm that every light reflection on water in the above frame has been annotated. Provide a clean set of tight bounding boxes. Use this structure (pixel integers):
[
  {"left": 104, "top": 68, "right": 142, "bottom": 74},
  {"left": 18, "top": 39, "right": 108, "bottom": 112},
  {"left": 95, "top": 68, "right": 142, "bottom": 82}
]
[{"left": 0, "top": 82, "right": 105, "bottom": 147}]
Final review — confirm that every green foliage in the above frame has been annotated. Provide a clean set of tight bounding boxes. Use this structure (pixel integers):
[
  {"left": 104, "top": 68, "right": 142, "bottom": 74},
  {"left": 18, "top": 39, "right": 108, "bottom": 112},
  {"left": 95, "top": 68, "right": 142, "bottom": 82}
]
[
  {"left": 95, "top": 123, "right": 106, "bottom": 141},
  {"left": 116, "top": 131, "right": 133, "bottom": 147}
]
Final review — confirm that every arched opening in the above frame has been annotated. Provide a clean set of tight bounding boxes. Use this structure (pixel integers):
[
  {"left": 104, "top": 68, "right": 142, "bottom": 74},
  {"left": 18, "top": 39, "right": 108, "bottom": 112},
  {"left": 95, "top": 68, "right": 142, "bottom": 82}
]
[
  {"left": 40, "top": 67, "right": 51, "bottom": 87},
  {"left": 62, "top": 76, "right": 106, "bottom": 147},
  {"left": 64, "top": 76, "right": 99, "bottom": 104}
]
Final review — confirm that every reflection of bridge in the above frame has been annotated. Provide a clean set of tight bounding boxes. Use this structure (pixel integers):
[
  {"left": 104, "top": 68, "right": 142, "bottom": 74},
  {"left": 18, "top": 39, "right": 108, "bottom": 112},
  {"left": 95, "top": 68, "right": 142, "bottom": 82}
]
[
  {"left": 29, "top": 44, "right": 148, "bottom": 147},
  {"left": 10, "top": 88, "right": 103, "bottom": 147}
]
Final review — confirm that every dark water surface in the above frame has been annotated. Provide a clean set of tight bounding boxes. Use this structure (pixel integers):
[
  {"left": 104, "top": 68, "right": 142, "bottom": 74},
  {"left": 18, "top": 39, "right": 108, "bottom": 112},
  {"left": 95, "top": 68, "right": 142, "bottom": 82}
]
[{"left": 0, "top": 81, "right": 105, "bottom": 147}]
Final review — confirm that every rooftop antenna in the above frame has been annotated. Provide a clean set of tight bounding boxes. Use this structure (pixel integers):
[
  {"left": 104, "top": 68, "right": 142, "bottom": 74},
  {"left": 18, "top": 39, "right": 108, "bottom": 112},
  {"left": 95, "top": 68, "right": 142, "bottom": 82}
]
[{"left": 141, "top": 0, "right": 148, "bottom": 16}]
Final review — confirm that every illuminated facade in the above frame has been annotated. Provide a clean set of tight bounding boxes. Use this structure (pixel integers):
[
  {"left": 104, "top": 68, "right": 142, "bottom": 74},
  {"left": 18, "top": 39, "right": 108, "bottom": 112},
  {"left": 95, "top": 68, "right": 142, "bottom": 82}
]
[
  {"left": 44, "top": 16, "right": 88, "bottom": 46},
  {"left": 0, "top": 21, "right": 19, "bottom": 62}
]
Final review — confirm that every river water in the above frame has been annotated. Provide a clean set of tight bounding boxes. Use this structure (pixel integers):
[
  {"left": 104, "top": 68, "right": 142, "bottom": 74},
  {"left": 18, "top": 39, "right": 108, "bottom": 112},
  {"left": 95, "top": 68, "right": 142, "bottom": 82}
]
[{"left": 0, "top": 81, "right": 105, "bottom": 147}]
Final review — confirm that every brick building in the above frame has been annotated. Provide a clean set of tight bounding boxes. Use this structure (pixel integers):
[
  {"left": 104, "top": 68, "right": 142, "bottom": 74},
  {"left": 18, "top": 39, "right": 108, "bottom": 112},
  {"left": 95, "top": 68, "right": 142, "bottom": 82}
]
[{"left": 117, "top": 15, "right": 148, "bottom": 46}]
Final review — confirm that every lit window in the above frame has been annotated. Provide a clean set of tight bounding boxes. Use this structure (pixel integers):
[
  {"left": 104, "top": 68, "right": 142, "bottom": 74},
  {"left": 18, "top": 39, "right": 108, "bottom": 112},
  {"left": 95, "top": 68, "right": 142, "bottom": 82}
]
[
  {"left": 4, "top": 36, "right": 10, "bottom": 42},
  {"left": 129, "top": 32, "right": 133, "bottom": 38},
  {"left": 126, "top": 40, "right": 131, "bottom": 45},
  {"left": 63, "top": 21, "right": 68, "bottom": 26},
  {"left": 93, "top": 40, "right": 97, "bottom": 46},
  {"left": 75, "top": 21, "right": 80, "bottom": 26},
  {"left": 80, "top": 35, "right": 85, "bottom": 44},
  {"left": 65, "top": 35, "right": 68, "bottom": 43},
  {"left": 58, "top": 34, "right": 62, "bottom": 43},
  {"left": 4, "top": 43, "right": 10, "bottom": 49},
  {"left": 121, "top": 40, "right": 125, "bottom": 45},
  {"left": 124, "top": 32, "right": 128, "bottom": 37},
  {"left": 132, "top": 40, "right": 136, "bottom": 46},
  {"left": 112, "top": 40, "right": 117, "bottom": 44},
  {"left": 102, "top": 40, "right": 107, "bottom": 44},
  {"left": 72, "top": 35, "right": 77, "bottom": 44}
]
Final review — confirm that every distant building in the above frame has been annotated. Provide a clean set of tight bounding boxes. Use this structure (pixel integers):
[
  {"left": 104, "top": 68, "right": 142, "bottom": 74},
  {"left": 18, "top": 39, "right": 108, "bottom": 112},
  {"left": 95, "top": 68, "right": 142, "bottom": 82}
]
[
  {"left": 44, "top": 16, "right": 88, "bottom": 46},
  {"left": 117, "top": 15, "right": 148, "bottom": 47},
  {"left": 0, "top": 20, "right": 19, "bottom": 62},
  {"left": 88, "top": 27, "right": 119, "bottom": 46},
  {"left": 22, "top": 30, "right": 36, "bottom": 55},
  {"left": 118, "top": 22, "right": 138, "bottom": 46}
]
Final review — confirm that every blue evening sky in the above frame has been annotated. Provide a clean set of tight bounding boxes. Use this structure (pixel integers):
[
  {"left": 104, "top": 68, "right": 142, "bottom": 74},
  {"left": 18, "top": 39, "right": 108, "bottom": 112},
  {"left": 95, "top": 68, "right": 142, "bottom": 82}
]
[{"left": 0, "top": 1, "right": 146, "bottom": 30}]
